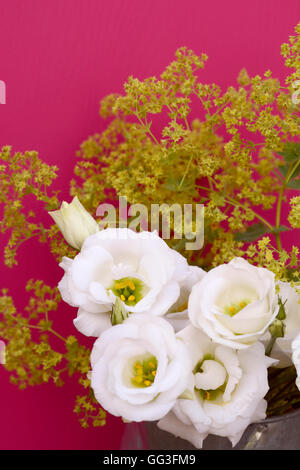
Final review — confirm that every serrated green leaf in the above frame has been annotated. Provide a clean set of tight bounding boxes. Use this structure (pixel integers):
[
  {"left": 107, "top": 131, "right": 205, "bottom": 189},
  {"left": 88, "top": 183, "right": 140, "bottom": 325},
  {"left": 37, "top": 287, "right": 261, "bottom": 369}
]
[
  {"left": 286, "top": 179, "right": 300, "bottom": 190},
  {"left": 278, "top": 163, "right": 290, "bottom": 177},
  {"left": 277, "top": 142, "right": 300, "bottom": 163},
  {"left": 234, "top": 223, "right": 267, "bottom": 242},
  {"left": 278, "top": 162, "right": 300, "bottom": 179},
  {"left": 234, "top": 223, "right": 289, "bottom": 242},
  {"left": 271, "top": 225, "right": 289, "bottom": 235},
  {"left": 290, "top": 163, "right": 300, "bottom": 179},
  {"left": 163, "top": 176, "right": 192, "bottom": 192},
  {"left": 110, "top": 297, "right": 128, "bottom": 326}
]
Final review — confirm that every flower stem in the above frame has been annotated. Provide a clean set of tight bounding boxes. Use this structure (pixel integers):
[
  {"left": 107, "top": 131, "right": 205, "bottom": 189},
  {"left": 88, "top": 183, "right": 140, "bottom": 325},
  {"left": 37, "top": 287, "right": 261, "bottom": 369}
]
[
  {"left": 225, "top": 197, "right": 274, "bottom": 231},
  {"left": 48, "top": 328, "right": 67, "bottom": 343},
  {"left": 195, "top": 183, "right": 275, "bottom": 231},
  {"left": 179, "top": 154, "right": 193, "bottom": 189},
  {"left": 265, "top": 335, "right": 276, "bottom": 357},
  {"left": 275, "top": 159, "right": 300, "bottom": 250}
]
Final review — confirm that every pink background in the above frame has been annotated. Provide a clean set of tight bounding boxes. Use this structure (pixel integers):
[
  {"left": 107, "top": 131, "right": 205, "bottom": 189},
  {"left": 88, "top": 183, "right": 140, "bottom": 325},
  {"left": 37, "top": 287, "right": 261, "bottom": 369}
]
[{"left": 0, "top": 0, "right": 299, "bottom": 450}]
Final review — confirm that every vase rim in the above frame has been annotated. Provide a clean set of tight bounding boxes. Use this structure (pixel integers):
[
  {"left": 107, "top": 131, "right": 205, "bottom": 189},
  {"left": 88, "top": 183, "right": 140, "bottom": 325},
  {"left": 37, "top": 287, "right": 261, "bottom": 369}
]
[{"left": 260, "top": 407, "right": 300, "bottom": 424}]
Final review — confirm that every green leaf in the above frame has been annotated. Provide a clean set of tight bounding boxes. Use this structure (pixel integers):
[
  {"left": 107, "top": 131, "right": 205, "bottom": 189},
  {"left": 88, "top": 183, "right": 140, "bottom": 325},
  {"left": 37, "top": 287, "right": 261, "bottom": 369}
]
[
  {"left": 110, "top": 297, "right": 128, "bottom": 326},
  {"left": 163, "top": 176, "right": 193, "bottom": 192},
  {"left": 280, "top": 163, "right": 300, "bottom": 180},
  {"left": 234, "top": 223, "right": 289, "bottom": 242},
  {"left": 290, "top": 163, "right": 300, "bottom": 179},
  {"left": 204, "top": 223, "right": 219, "bottom": 243},
  {"left": 271, "top": 225, "right": 289, "bottom": 235},
  {"left": 277, "top": 142, "right": 300, "bottom": 163},
  {"left": 286, "top": 179, "right": 300, "bottom": 190},
  {"left": 278, "top": 163, "right": 290, "bottom": 177},
  {"left": 234, "top": 223, "right": 268, "bottom": 242}
]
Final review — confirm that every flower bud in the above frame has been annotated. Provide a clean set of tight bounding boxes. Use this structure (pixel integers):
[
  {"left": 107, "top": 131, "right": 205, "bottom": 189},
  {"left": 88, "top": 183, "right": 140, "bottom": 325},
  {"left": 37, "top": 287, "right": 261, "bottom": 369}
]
[
  {"left": 269, "top": 318, "right": 284, "bottom": 339},
  {"left": 48, "top": 196, "right": 99, "bottom": 250}
]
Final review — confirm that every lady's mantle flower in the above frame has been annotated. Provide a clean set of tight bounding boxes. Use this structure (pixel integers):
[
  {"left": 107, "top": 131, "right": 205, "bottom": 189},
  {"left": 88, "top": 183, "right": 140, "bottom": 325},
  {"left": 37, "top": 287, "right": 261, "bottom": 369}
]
[
  {"left": 188, "top": 257, "right": 278, "bottom": 349},
  {"left": 49, "top": 196, "right": 99, "bottom": 250},
  {"left": 58, "top": 228, "right": 190, "bottom": 337},
  {"left": 90, "top": 314, "right": 190, "bottom": 422},
  {"left": 158, "top": 326, "right": 274, "bottom": 448}
]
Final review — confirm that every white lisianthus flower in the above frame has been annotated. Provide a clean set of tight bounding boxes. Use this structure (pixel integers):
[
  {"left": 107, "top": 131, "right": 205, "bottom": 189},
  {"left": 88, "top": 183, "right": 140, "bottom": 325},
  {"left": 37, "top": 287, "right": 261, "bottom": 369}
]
[
  {"left": 158, "top": 325, "right": 275, "bottom": 448},
  {"left": 292, "top": 333, "right": 300, "bottom": 391},
  {"left": 90, "top": 314, "right": 191, "bottom": 422},
  {"left": 49, "top": 196, "right": 99, "bottom": 250},
  {"left": 166, "top": 265, "right": 206, "bottom": 332},
  {"left": 58, "top": 228, "right": 190, "bottom": 337},
  {"left": 270, "top": 282, "right": 300, "bottom": 367},
  {"left": 188, "top": 257, "right": 278, "bottom": 349}
]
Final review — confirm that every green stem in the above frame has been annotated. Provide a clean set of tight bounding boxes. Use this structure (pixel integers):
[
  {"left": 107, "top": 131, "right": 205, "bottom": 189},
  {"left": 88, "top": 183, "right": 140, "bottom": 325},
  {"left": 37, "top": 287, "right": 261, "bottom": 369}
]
[
  {"left": 265, "top": 335, "right": 276, "bottom": 357},
  {"left": 7, "top": 312, "right": 42, "bottom": 331},
  {"left": 275, "top": 186, "right": 284, "bottom": 250},
  {"left": 184, "top": 116, "right": 191, "bottom": 131},
  {"left": 225, "top": 197, "right": 274, "bottom": 231},
  {"left": 195, "top": 183, "right": 274, "bottom": 231},
  {"left": 48, "top": 328, "right": 67, "bottom": 343},
  {"left": 179, "top": 154, "right": 193, "bottom": 189},
  {"left": 275, "top": 158, "right": 300, "bottom": 250},
  {"left": 133, "top": 100, "right": 160, "bottom": 145},
  {"left": 6, "top": 309, "right": 67, "bottom": 343}
]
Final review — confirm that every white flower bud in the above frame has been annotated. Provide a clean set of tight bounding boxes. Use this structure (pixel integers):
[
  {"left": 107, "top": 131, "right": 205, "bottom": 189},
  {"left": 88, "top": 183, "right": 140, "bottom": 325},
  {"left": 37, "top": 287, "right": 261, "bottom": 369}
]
[{"left": 48, "top": 196, "right": 99, "bottom": 250}]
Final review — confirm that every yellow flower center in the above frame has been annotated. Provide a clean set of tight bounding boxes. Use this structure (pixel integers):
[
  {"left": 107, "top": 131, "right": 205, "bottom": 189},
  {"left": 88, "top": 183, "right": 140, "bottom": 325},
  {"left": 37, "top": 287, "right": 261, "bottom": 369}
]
[
  {"left": 177, "top": 301, "right": 188, "bottom": 312},
  {"left": 131, "top": 356, "right": 158, "bottom": 388},
  {"left": 112, "top": 277, "right": 145, "bottom": 306},
  {"left": 224, "top": 299, "right": 250, "bottom": 316}
]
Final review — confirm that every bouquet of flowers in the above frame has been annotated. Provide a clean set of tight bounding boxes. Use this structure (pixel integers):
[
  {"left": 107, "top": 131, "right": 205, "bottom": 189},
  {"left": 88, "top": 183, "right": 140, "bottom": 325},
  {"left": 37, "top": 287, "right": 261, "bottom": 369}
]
[{"left": 0, "top": 22, "right": 300, "bottom": 449}]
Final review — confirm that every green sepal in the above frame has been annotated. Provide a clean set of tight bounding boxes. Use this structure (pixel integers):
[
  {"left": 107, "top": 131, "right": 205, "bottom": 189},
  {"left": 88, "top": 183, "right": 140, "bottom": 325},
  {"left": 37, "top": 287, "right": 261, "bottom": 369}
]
[
  {"left": 276, "top": 297, "right": 287, "bottom": 321},
  {"left": 269, "top": 319, "right": 284, "bottom": 338},
  {"left": 111, "top": 297, "right": 129, "bottom": 326}
]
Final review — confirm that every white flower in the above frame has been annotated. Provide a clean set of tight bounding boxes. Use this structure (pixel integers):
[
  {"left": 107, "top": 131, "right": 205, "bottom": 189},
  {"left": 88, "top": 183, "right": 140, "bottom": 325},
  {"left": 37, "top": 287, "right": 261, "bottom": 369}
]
[
  {"left": 49, "top": 196, "right": 99, "bottom": 250},
  {"left": 58, "top": 228, "right": 190, "bottom": 337},
  {"left": 158, "top": 325, "right": 274, "bottom": 448},
  {"left": 90, "top": 314, "right": 190, "bottom": 422},
  {"left": 292, "top": 333, "right": 300, "bottom": 391},
  {"left": 268, "top": 281, "right": 300, "bottom": 367},
  {"left": 166, "top": 265, "right": 206, "bottom": 332},
  {"left": 188, "top": 257, "right": 278, "bottom": 349}
]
